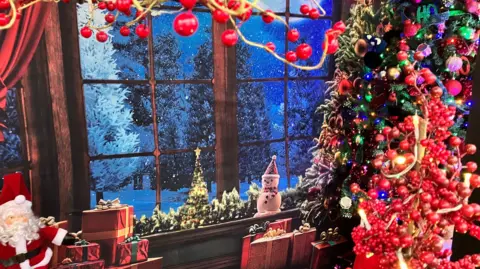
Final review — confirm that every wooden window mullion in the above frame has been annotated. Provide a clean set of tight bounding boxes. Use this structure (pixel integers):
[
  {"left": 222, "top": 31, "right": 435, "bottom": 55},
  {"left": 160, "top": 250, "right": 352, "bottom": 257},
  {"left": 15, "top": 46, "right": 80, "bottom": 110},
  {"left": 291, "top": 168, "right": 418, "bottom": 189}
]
[{"left": 284, "top": 0, "right": 291, "bottom": 188}]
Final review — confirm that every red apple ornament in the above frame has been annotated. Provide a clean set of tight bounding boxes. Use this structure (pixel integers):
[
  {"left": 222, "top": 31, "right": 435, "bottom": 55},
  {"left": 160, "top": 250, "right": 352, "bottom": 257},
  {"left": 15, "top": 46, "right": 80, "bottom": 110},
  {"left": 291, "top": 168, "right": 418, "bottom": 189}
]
[{"left": 173, "top": 12, "right": 199, "bottom": 37}]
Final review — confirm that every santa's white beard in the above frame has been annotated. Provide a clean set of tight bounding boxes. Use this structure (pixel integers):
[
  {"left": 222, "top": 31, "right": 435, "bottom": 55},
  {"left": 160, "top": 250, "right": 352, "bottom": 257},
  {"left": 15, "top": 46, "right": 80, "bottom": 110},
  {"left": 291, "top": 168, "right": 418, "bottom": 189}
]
[{"left": 0, "top": 217, "right": 42, "bottom": 247}]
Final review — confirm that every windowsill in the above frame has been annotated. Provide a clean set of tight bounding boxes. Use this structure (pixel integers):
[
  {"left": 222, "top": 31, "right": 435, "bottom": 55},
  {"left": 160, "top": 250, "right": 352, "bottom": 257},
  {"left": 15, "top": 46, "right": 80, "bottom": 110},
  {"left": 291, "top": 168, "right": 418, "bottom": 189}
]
[{"left": 144, "top": 208, "right": 300, "bottom": 249}]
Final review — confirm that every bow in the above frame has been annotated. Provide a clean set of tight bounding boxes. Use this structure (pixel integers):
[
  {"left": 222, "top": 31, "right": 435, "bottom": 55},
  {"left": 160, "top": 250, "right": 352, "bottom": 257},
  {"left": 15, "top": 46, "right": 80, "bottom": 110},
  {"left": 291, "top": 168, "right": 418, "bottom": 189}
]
[
  {"left": 298, "top": 223, "right": 311, "bottom": 233},
  {"left": 319, "top": 227, "right": 341, "bottom": 242},
  {"left": 248, "top": 221, "right": 270, "bottom": 235},
  {"left": 39, "top": 216, "right": 56, "bottom": 226},
  {"left": 95, "top": 198, "right": 124, "bottom": 210},
  {"left": 125, "top": 235, "right": 141, "bottom": 243},
  {"left": 74, "top": 239, "right": 90, "bottom": 246},
  {"left": 263, "top": 228, "right": 285, "bottom": 238}
]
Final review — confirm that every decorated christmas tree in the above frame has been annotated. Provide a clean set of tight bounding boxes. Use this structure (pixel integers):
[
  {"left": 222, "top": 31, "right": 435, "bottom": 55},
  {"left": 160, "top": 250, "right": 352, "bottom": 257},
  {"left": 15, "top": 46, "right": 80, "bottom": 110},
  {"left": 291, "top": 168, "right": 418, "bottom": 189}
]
[{"left": 179, "top": 148, "right": 210, "bottom": 229}]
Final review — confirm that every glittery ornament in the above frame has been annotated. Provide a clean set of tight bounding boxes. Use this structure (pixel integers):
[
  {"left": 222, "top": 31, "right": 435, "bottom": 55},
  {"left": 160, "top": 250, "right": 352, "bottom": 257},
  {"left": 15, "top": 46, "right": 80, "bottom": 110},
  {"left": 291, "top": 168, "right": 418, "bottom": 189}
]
[
  {"left": 445, "top": 80, "right": 463, "bottom": 96},
  {"left": 446, "top": 56, "right": 463, "bottom": 72},
  {"left": 338, "top": 79, "right": 353, "bottom": 95},
  {"left": 459, "top": 26, "right": 476, "bottom": 40},
  {"left": 354, "top": 39, "right": 369, "bottom": 57},
  {"left": 403, "top": 19, "right": 421, "bottom": 38},
  {"left": 387, "top": 67, "right": 401, "bottom": 80}
]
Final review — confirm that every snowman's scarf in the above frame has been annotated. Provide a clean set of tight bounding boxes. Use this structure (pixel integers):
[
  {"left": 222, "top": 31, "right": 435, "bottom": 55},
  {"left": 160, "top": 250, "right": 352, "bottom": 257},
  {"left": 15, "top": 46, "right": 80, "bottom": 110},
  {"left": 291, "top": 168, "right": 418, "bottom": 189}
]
[{"left": 262, "top": 187, "right": 279, "bottom": 199}]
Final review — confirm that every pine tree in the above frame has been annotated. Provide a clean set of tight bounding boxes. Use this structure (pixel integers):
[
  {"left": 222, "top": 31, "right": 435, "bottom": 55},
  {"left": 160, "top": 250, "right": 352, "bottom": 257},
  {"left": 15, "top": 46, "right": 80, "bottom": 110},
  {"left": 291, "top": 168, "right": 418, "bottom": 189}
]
[
  {"left": 77, "top": 4, "right": 140, "bottom": 191},
  {"left": 0, "top": 89, "right": 22, "bottom": 168},
  {"left": 179, "top": 148, "right": 210, "bottom": 229}
]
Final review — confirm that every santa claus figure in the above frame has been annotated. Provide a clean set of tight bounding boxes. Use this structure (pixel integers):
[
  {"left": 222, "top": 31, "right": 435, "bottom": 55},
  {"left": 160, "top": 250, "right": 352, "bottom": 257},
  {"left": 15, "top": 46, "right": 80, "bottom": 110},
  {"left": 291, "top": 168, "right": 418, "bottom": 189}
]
[{"left": 0, "top": 173, "right": 76, "bottom": 269}]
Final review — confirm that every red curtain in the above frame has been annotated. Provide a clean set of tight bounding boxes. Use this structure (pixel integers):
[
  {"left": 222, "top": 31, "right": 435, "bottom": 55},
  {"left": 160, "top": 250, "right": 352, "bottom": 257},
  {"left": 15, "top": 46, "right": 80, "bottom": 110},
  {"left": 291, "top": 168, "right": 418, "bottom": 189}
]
[{"left": 0, "top": 3, "right": 50, "bottom": 142}]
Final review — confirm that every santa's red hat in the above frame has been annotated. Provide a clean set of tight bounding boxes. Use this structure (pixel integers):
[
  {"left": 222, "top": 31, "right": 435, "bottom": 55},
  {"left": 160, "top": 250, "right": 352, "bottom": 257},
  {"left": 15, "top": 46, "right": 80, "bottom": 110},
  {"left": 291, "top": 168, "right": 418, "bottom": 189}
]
[
  {"left": 264, "top": 155, "right": 279, "bottom": 175},
  {"left": 0, "top": 173, "right": 32, "bottom": 209}
]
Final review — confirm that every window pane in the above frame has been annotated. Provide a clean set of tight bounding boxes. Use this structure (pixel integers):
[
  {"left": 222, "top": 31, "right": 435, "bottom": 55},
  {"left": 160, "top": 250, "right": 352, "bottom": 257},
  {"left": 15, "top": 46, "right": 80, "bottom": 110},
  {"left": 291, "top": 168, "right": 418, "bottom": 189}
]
[
  {"left": 289, "top": 139, "right": 316, "bottom": 183},
  {"left": 77, "top": 5, "right": 149, "bottom": 80},
  {"left": 237, "top": 16, "right": 286, "bottom": 79},
  {"left": 160, "top": 150, "right": 216, "bottom": 212},
  {"left": 288, "top": 80, "right": 325, "bottom": 137},
  {"left": 156, "top": 84, "right": 215, "bottom": 150},
  {"left": 0, "top": 89, "right": 23, "bottom": 168},
  {"left": 288, "top": 19, "right": 332, "bottom": 77},
  {"left": 84, "top": 84, "right": 154, "bottom": 156},
  {"left": 152, "top": 12, "right": 213, "bottom": 80},
  {"left": 239, "top": 142, "right": 288, "bottom": 194},
  {"left": 290, "top": 0, "right": 333, "bottom": 16},
  {"left": 257, "top": 0, "right": 286, "bottom": 12},
  {"left": 90, "top": 156, "right": 155, "bottom": 217},
  {"left": 238, "top": 81, "right": 284, "bottom": 143}
]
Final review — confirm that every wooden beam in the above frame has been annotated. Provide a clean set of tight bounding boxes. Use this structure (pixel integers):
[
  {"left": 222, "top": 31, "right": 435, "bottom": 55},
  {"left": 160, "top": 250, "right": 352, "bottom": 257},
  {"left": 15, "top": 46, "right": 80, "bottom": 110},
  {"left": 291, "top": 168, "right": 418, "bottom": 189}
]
[
  {"left": 58, "top": 2, "right": 91, "bottom": 232},
  {"left": 212, "top": 20, "right": 239, "bottom": 197}
]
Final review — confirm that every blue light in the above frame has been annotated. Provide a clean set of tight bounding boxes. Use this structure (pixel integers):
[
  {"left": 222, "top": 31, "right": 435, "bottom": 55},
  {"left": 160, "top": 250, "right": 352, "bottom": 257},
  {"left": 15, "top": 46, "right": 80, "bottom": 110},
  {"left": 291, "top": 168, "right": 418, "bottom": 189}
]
[
  {"left": 364, "top": 73, "right": 373, "bottom": 81},
  {"left": 436, "top": 33, "right": 443, "bottom": 39},
  {"left": 375, "top": 119, "right": 381, "bottom": 124},
  {"left": 467, "top": 101, "right": 472, "bottom": 106},
  {"left": 378, "top": 190, "right": 388, "bottom": 200}
]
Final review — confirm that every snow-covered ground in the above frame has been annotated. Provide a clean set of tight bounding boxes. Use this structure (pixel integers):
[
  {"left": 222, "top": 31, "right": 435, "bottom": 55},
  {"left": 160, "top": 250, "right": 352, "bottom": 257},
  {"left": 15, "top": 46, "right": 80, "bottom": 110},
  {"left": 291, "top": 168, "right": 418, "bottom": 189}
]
[{"left": 91, "top": 177, "right": 299, "bottom": 218}]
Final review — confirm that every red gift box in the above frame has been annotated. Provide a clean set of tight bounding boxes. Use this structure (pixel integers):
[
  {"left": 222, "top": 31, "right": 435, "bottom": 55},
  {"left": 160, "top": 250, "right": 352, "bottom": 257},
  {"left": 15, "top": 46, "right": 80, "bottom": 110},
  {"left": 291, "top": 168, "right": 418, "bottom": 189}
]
[
  {"left": 82, "top": 206, "right": 134, "bottom": 266},
  {"left": 66, "top": 242, "right": 101, "bottom": 263},
  {"left": 115, "top": 239, "right": 149, "bottom": 265},
  {"left": 353, "top": 254, "right": 381, "bottom": 269},
  {"left": 48, "top": 220, "right": 69, "bottom": 268},
  {"left": 246, "top": 233, "right": 292, "bottom": 269},
  {"left": 310, "top": 236, "right": 348, "bottom": 269},
  {"left": 241, "top": 233, "right": 265, "bottom": 269},
  {"left": 290, "top": 228, "right": 316, "bottom": 268},
  {"left": 56, "top": 259, "right": 105, "bottom": 269},
  {"left": 268, "top": 218, "right": 292, "bottom": 233},
  {"left": 106, "top": 258, "right": 162, "bottom": 269}
]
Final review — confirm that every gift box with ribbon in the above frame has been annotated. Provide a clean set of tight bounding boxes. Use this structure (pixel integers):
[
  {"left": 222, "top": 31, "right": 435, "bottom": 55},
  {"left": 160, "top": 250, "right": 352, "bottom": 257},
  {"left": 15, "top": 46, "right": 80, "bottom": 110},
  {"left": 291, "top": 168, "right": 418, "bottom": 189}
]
[
  {"left": 56, "top": 258, "right": 105, "bottom": 269},
  {"left": 289, "top": 224, "right": 317, "bottom": 268},
  {"left": 246, "top": 231, "right": 292, "bottom": 269},
  {"left": 241, "top": 222, "right": 270, "bottom": 269},
  {"left": 82, "top": 198, "right": 134, "bottom": 266},
  {"left": 268, "top": 218, "right": 292, "bottom": 233},
  {"left": 106, "top": 258, "right": 162, "bottom": 269},
  {"left": 42, "top": 217, "right": 69, "bottom": 268},
  {"left": 310, "top": 234, "right": 349, "bottom": 269},
  {"left": 66, "top": 239, "right": 101, "bottom": 263},
  {"left": 115, "top": 236, "right": 149, "bottom": 266}
]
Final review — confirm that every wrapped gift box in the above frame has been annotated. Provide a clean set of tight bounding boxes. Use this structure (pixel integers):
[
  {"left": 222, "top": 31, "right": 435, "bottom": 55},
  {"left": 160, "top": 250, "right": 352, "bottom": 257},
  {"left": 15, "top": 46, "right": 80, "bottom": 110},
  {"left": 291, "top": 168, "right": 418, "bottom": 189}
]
[
  {"left": 353, "top": 254, "right": 381, "bottom": 269},
  {"left": 106, "top": 258, "right": 162, "bottom": 269},
  {"left": 290, "top": 228, "right": 316, "bottom": 268},
  {"left": 82, "top": 206, "right": 134, "bottom": 265},
  {"left": 49, "top": 220, "right": 69, "bottom": 268},
  {"left": 310, "top": 236, "right": 349, "bottom": 269},
  {"left": 115, "top": 238, "right": 149, "bottom": 265},
  {"left": 56, "top": 259, "right": 105, "bottom": 269},
  {"left": 241, "top": 233, "right": 265, "bottom": 269},
  {"left": 66, "top": 242, "right": 101, "bottom": 263},
  {"left": 268, "top": 218, "right": 292, "bottom": 233},
  {"left": 246, "top": 233, "right": 292, "bottom": 269}
]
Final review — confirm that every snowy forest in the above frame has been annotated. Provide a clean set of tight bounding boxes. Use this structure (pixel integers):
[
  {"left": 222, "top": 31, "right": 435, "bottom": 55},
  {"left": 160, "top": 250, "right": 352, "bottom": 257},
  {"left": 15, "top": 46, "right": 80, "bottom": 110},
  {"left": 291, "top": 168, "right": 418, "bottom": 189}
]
[{"left": 0, "top": 0, "right": 333, "bottom": 218}]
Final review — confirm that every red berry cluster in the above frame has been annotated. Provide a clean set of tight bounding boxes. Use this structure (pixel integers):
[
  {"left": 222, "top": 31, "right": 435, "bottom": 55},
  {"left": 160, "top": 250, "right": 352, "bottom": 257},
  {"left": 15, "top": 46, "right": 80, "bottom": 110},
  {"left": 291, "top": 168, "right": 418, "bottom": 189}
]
[{"left": 426, "top": 99, "right": 456, "bottom": 140}]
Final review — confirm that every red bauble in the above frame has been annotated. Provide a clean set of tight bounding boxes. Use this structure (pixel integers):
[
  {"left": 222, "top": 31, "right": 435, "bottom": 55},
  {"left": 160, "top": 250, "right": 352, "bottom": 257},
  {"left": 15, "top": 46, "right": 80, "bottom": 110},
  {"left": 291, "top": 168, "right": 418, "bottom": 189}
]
[
  {"left": 322, "top": 39, "right": 339, "bottom": 54},
  {"left": 106, "top": 2, "right": 116, "bottom": 11},
  {"left": 426, "top": 212, "right": 441, "bottom": 224},
  {"left": 405, "top": 74, "right": 416, "bottom": 86},
  {"left": 399, "top": 140, "right": 410, "bottom": 150},
  {"left": 235, "top": 3, "right": 252, "bottom": 21},
  {"left": 98, "top": 2, "right": 107, "bottom": 9},
  {"left": 430, "top": 86, "right": 443, "bottom": 98},
  {"left": 462, "top": 204, "right": 475, "bottom": 218},
  {"left": 378, "top": 179, "right": 391, "bottom": 190},
  {"left": 388, "top": 92, "right": 397, "bottom": 102},
  {"left": 136, "top": 10, "right": 146, "bottom": 20},
  {"left": 414, "top": 51, "right": 425, "bottom": 61},
  {"left": 105, "top": 13, "right": 115, "bottom": 23},
  {"left": 212, "top": 9, "right": 229, "bottom": 23},
  {"left": 286, "top": 51, "right": 297, "bottom": 62},
  {"left": 420, "top": 252, "right": 435, "bottom": 264},
  {"left": 386, "top": 149, "right": 398, "bottom": 160},
  {"left": 333, "top": 21, "right": 346, "bottom": 33},
  {"left": 309, "top": 9, "right": 320, "bottom": 19},
  {"left": 0, "top": 14, "right": 7, "bottom": 26},
  {"left": 265, "top": 42, "right": 276, "bottom": 52},
  {"left": 424, "top": 74, "right": 437, "bottom": 85},
  {"left": 373, "top": 158, "right": 383, "bottom": 169},
  {"left": 410, "top": 210, "right": 421, "bottom": 221},
  {"left": 456, "top": 222, "right": 469, "bottom": 233},
  {"left": 221, "top": 29, "right": 238, "bottom": 47},
  {"left": 350, "top": 183, "right": 360, "bottom": 194},
  {"left": 262, "top": 10, "right": 275, "bottom": 24},
  {"left": 466, "top": 144, "right": 477, "bottom": 155},
  {"left": 116, "top": 0, "right": 131, "bottom": 12},
  {"left": 338, "top": 79, "right": 353, "bottom": 95},
  {"left": 449, "top": 136, "right": 462, "bottom": 147},
  {"left": 420, "top": 192, "right": 432, "bottom": 203},
  {"left": 135, "top": 24, "right": 150, "bottom": 38},
  {"left": 96, "top": 31, "right": 108, "bottom": 42},
  {"left": 0, "top": 0, "right": 10, "bottom": 9},
  {"left": 287, "top": 29, "right": 300, "bottom": 42},
  {"left": 397, "top": 186, "right": 409, "bottom": 197},
  {"left": 173, "top": 12, "right": 199, "bottom": 37},
  {"left": 120, "top": 26, "right": 130, "bottom": 36},
  {"left": 400, "top": 235, "right": 414, "bottom": 247},
  {"left": 470, "top": 174, "right": 480, "bottom": 188},
  {"left": 445, "top": 80, "right": 463, "bottom": 96},
  {"left": 180, "top": 0, "right": 197, "bottom": 9},
  {"left": 80, "top": 27, "right": 93, "bottom": 38},
  {"left": 368, "top": 189, "right": 378, "bottom": 199},
  {"left": 375, "top": 134, "right": 385, "bottom": 142},
  {"left": 396, "top": 51, "right": 408, "bottom": 61},
  {"left": 299, "top": 4, "right": 310, "bottom": 15},
  {"left": 382, "top": 127, "right": 392, "bottom": 136},
  {"left": 296, "top": 43, "right": 312, "bottom": 60},
  {"left": 467, "top": 162, "right": 478, "bottom": 172}
]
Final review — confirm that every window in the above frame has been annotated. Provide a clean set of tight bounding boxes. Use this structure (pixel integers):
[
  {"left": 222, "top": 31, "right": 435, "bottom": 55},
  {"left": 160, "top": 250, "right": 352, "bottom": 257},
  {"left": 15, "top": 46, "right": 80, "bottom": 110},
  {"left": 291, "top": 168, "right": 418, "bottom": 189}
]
[{"left": 77, "top": 0, "right": 336, "bottom": 218}]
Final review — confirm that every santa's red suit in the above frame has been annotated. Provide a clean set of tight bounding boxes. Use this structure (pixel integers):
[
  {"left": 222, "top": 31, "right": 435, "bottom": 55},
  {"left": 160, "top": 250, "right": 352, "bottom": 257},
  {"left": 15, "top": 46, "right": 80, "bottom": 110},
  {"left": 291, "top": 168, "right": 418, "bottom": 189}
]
[{"left": 0, "top": 173, "right": 69, "bottom": 269}]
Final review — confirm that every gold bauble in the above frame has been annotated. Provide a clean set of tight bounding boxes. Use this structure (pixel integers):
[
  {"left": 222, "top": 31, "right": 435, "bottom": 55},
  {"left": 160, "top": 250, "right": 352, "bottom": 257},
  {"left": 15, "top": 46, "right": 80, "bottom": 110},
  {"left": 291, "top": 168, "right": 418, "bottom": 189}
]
[
  {"left": 354, "top": 39, "right": 368, "bottom": 57},
  {"left": 387, "top": 67, "right": 401, "bottom": 80}
]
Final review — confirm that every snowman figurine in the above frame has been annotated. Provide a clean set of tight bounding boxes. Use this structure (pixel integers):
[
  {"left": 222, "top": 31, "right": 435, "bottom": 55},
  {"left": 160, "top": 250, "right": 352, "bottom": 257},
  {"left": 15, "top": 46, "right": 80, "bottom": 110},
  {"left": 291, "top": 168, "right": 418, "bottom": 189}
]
[{"left": 254, "top": 156, "right": 282, "bottom": 218}]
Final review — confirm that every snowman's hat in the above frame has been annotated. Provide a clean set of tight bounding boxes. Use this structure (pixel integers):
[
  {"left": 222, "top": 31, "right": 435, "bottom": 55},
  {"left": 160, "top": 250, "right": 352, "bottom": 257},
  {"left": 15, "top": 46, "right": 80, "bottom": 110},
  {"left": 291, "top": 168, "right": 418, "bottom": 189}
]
[{"left": 264, "top": 155, "right": 279, "bottom": 175}]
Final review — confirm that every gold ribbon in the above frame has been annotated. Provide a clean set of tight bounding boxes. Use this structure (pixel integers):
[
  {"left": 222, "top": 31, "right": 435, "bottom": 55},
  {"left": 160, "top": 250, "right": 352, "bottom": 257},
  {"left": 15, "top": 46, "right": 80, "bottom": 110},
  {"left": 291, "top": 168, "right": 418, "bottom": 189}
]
[
  {"left": 40, "top": 216, "right": 56, "bottom": 226},
  {"left": 95, "top": 198, "right": 125, "bottom": 210},
  {"left": 318, "top": 227, "right": 340, "bottom": 242},
  {"left": 61, "top": 258, "right": 73, "bottom": 265},
  {"left": 263, "top": 228, "right": 286, "bottom": 238},
  {"left": 298, "top": 223, "right": 311, "bottom": 233},
  {"left": 83, "top": 206, "right": 132, "bottom": 241}
]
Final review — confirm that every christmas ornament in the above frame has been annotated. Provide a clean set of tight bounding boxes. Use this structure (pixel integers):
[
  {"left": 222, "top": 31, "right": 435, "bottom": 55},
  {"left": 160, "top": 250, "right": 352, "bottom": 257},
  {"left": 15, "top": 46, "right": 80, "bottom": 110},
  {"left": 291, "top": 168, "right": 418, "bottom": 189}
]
[
  {"left": 120, "top": 26, "right": 130, "bottom": 36},
  {"left": 135, "top": 24, "right": 149, "bottom": 38},
  {"left": 105, "top": 13, "right": 115, "bottom": 23},
  {"left": 286, "top": 51, "right": 297, "bottom": 62},
  {"left": 221, "top": 29, "right": 238, "bottom": 47},
  {"left": 116, "top": 0, "right": 131, "bottom": 12},
  {"left": 96, "top": 31, "right": 108, "bottom": 42},
  {"left": 340, "top": 197, "right": 352, "bottom": 209},
  {"left": 262, "top": 10, "right": 274, "bottom": 24},
  {"left": 416, "top": 4, "right": 438, "bottom": 24},
  {"left": 287, "top": 29, "right": 300, "bottom": 42},
  {"left": 80, "top": 26, "right": 93, "bottom": 38},
  {"left": 466, "top": 0, "right": 480, "bottom": 15},
  {"left": 414, "top": 51, "right": 424, "bottom": 61},
  {"left": 387, "top": 67, "right": 401, "bottom": 80},
  {"left": 255, "top": 156, "right": 282, "bottom": 217},
  {"left": 296, "top": 43, "right": 313, "bottom": 60},
  {"left": 309, "top": 9, "right": 321, "bottom": 19},
  {"left": 300, "top": 4, "right": 310, "bottom": 15},
  {"left": 180, "top": 0, "right": 197, "bottom": 9},
  {"left": 446, "top": 56, "right": 463, "bottom": 72},
  {"left": 212, "top": 9, "right": 229, "bottom": 23},
  {"left": 445, "top": 80, "right": 463, "bottom": 96},
  {"left": 459, "top": 26, "right": 475, "bottom": 40},
  {"left": 364, "top": 51, "right": 382, "bottom": 69},
  {"left": 417, "top": 43, "right": 432, "bottom": 57},
  {"left": 323, "top": 38, "right": 339, "bottom": 54},
  {"left": 355, "top": 39, "right": 368, "bottom": 57},
  {"left": 173, "top": 12, "right": 199, "bottom": 37},
  {"left": 403, "top": 20, "right": 421, "bottom": 38},
  {"left": 366, "top": 34, "right": 386, "bottom": 53},
  {"left": 265, "top": 42, "right": 276, "bottom": 52},
  {"left": 338, "top": 79, "right": 353, "bottom": 95}
]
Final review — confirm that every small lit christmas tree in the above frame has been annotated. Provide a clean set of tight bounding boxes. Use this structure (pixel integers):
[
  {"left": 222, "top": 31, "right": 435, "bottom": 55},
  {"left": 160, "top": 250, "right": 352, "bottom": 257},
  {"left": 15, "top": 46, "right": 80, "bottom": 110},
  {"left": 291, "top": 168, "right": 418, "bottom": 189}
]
[{"left": 179, "top": 148, "right": 210, "bottom": 229}]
